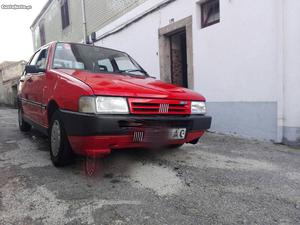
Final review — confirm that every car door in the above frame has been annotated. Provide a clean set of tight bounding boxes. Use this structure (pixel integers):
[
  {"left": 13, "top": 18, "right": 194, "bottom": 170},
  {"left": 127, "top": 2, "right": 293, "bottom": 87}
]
[
  {"left": 21, "top": 47, "right": 49, "bottom": 125},
  {"left": 31, "top": 47, "right": 49, "bottom": 127},
  {"left": 20, "top": 50, "right": 41, "bottom": 121}
]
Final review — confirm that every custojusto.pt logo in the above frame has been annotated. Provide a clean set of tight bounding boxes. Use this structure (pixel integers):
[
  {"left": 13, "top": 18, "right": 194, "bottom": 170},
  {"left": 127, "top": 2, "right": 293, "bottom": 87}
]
[{"left": 1, "top": 4, "right": 32, "bottom": 10}]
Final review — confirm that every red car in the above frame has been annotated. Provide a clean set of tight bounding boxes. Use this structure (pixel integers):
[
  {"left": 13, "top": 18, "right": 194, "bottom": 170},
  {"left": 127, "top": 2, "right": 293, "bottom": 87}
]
[{"left": 18, "top": 42, "right": 212, "bottom": 167}]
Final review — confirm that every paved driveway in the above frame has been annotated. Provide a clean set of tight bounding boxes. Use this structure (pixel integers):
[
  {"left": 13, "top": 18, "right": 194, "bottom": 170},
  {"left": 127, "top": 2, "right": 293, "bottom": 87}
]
[{"left": 0, "top": 107, "right": 299, "bottom": 225}]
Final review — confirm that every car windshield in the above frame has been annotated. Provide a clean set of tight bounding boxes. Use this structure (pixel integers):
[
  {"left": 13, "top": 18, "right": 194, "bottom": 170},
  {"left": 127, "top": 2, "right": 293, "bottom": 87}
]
[{"left": 52, "top": 43, "right": 147, "bottom": 76}]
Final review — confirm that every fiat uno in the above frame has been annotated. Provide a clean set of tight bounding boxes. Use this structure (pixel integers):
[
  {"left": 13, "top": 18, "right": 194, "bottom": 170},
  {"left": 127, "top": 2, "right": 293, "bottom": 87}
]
[{"left": 18, "top": 42, "right": 212, "bottom": 167}]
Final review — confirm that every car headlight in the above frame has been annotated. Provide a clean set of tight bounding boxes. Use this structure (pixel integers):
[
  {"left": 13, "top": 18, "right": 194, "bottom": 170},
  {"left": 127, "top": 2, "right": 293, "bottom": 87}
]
[
  {"left": 79, "top": 96, "right": 129, "bottom": 114},
  {"left": 96, "top": 96, "right": 129, "bottom": 114},
  {"left": 191, "top": 101, "right": 206, "bottom": 114}
]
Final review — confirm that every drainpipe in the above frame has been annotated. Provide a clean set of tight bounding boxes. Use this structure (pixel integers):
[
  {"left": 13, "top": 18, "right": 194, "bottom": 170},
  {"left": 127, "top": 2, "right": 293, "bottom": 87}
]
[
  {"left": 81, "top": 0, "right": 88, "bottom": 44},
  {"left": 276, "top": 0, "right": 285, "bottom": 143}
]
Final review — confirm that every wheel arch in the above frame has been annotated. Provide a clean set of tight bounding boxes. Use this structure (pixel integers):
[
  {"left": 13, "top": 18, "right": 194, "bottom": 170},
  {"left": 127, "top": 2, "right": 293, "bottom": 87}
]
[{"left": 47, "top": 100, "right": 59, "bottom": 124}]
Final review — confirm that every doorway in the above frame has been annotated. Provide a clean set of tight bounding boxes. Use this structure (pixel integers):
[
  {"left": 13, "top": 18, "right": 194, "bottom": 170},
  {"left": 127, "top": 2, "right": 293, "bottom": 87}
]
[
  {"left": 170, "top": 31, "right": 188, "bottom": 88},
  {"left": 159, "top": 16, "right": 194, "bottom": 89}
]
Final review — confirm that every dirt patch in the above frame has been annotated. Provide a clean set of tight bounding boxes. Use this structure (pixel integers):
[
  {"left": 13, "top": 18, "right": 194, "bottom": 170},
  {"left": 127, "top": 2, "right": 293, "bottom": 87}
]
[{"left": 129, "top": 163, "right": 184, "bottom": 196}]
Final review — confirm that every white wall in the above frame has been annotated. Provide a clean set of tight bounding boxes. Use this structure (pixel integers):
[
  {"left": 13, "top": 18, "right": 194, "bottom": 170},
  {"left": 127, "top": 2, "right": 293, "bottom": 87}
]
[
  {"left": 193, "top": 0, "right": 279, "bottom": 102},
  {"left": 283, "top": 0, "right": 300, "bottom": 128}
]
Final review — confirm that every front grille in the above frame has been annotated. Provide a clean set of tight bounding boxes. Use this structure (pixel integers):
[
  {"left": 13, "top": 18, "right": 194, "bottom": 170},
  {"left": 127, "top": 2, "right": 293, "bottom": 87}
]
[{"left": 128, "top": 98, "right": 191, "bottom": 115}]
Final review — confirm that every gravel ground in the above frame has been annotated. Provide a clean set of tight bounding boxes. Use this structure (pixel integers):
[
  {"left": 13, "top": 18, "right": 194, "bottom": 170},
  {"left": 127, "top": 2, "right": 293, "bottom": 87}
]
[{"left": 0, "top": 107, "right": 299, "bottom": 225}]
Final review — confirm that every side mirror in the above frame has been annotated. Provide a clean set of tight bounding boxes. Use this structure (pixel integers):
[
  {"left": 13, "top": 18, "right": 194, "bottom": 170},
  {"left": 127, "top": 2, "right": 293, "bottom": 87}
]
[{"left": 25, "top": 65, "right": 45, "bottom": 74}]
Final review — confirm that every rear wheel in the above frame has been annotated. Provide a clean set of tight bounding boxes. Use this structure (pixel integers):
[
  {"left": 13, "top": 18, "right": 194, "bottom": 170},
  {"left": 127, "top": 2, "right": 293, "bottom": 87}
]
[
  {"left": 49, "top": 111, "right": 74, "bottom": 167},
  {"left": 18, "top": 107, "right": 31, "bottom": 132}
]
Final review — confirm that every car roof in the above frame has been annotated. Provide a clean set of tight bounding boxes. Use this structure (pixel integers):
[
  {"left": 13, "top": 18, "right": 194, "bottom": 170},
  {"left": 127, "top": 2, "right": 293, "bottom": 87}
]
[{"left": 38, "top": 41, "right": 127, "bottom": 55}]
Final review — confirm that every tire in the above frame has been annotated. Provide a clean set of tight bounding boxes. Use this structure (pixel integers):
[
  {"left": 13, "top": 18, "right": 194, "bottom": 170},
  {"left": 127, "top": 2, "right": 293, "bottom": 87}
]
[
  {"left": 49, "top": 111, "right": 74, "bottom": 167},
  {"left": 168, "top": 144, "right": 184, "bottom": 149},
  {"left": 18, "top": 107, "right": 31, "bottom": 132}
]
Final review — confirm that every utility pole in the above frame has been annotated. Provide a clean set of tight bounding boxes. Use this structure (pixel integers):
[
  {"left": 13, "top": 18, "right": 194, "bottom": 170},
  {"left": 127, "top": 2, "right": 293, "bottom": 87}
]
[{"left": 81, "top": 0, "right": 88, "bottom": 44}]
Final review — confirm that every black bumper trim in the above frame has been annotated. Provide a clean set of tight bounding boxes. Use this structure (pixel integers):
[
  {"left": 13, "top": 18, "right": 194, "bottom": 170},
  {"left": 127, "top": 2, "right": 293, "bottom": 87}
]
[{"left": 59, "top": 110, "right": 212, "bottom": 136}]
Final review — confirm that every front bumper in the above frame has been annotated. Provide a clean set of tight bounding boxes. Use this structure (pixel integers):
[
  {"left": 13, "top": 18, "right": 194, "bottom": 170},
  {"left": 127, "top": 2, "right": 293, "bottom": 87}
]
[
  {"left": 59, "top": 110, "right": 212, "bottom": 156},
  {"left": 60, "top": 110, "right": 212, "bottom": 136}
]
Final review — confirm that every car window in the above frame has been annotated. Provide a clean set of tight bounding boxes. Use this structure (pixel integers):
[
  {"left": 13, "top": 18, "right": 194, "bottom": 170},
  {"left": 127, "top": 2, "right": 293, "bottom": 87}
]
[
  {"left": 29, "top": 50, "right": 41, "bottom": 66},
  {"left": 115, "top": 56, "right": 135, "bottom": 71},
  {"left": 53, "top": 43, "right": 85, "bottom": 70},
  {"left": 115, "top": 56, "right": 145, "bottom": 75},
  {"left": 98, "top": 59, "right": 113, "bottom": 72},
  {"left": 52, "top": 43, "right": 147, "bottom": 76},
  {"left": 36, "top": 48, "right": 48, "bottom": 70}
]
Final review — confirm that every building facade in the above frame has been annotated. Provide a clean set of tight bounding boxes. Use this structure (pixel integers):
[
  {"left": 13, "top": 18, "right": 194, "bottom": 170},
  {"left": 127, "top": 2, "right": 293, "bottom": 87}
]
[
  {"left": 31, "top": 0, "right": 300, "bottom": 146},
  {"left": 0, "top": 61, "right": 26, "bottom": 107}
]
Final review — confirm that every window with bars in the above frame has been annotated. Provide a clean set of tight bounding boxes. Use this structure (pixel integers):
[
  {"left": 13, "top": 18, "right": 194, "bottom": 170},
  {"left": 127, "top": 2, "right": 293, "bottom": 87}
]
[
  {"left": 61, "top": 0, "right": 70, "bottom": 30},
  {"left": 201, "top": 0, "right": 220, "bottom": 28}
]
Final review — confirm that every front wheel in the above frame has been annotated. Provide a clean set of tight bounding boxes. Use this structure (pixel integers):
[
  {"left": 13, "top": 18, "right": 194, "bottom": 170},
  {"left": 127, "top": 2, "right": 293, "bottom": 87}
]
[
  {"left": 168, "top": 144, "right": 184, "bottom": 149},
  {"left": 49, "top": 111, "right": 74, "bottom": 167},
  {"left": 18, "top": 107, "right": 31, "bottom": 132}
]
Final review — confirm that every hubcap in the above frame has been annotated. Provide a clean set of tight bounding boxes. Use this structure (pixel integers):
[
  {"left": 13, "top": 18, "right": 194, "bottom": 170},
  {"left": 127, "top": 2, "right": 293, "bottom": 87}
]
[{"left": 51, "top": 120, "right": 61, "bottom": 157}]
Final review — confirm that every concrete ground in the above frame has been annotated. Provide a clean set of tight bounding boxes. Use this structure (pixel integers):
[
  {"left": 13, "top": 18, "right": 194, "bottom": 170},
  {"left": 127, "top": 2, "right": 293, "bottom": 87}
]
[{"left": 0, "top": 107, "right": 299, "bottom": 225}]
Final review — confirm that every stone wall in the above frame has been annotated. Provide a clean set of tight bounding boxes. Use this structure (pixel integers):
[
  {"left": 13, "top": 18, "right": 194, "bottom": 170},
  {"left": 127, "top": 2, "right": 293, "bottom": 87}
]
[{"left": 0, "top": 61, "right": 25, "bottom": 107}]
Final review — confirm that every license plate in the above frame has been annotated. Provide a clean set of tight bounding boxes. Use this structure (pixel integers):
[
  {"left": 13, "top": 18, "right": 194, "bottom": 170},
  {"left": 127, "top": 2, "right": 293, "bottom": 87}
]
[{"left": 169, "top": 128, "right": 187, "bottom": 140}]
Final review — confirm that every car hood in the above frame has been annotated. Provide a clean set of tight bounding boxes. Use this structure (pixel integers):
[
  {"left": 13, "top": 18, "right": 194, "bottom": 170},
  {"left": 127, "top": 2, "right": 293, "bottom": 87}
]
[{"left": 59, "top": 69, "right": 205, "bottom": 101}]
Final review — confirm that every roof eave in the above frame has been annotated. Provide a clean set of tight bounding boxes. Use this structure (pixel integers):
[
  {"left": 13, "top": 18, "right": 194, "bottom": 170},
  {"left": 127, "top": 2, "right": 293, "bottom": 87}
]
[{"left": 30, "top": 0, "right": 53, "bottom": 29}]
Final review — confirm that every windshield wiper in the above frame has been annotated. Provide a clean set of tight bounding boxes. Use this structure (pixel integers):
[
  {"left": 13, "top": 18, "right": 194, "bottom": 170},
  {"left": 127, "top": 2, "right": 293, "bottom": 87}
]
[{"left": 118, "top": 69, "right": 147, "bottom": 75}]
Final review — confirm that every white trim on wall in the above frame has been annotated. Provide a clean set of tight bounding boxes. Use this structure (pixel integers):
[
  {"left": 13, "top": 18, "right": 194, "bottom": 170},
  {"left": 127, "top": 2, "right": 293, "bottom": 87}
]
[{"left": 95, "top": 0, "right": 176, "bottom": 40}]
